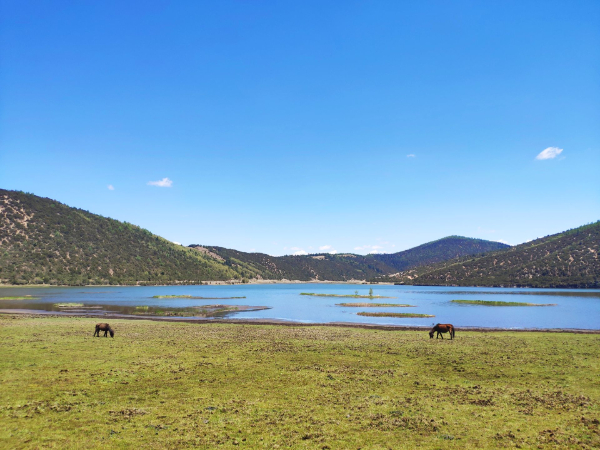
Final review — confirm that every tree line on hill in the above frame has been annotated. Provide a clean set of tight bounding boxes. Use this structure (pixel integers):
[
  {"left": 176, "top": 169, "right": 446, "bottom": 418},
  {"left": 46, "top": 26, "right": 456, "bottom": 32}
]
[{"left": 1, "top": 189, "right": 597, "bottom": 288}]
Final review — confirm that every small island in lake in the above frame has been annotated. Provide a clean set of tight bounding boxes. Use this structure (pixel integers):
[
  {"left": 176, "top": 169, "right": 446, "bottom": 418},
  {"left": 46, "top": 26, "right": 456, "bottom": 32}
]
[
  {"left": 0, "top": 296, "right": 39, "bottom": 300},
  {"left": 133, "top": 304, "right": 269, "bottom": 317},
  {"left": 451, "top": 300, "right": 556, "bottom": 306},
  {"left": 301, "top": 292, "right": 396, "bottom": 299},
  {"left": 152, "top": 295, "right": 246, "bottom": 299},
  {"left": 337, "top": 303, "right": 415, "bottom": 307},
  {"left": 357, "top": 312, "right": 434, "bottom": 318}
]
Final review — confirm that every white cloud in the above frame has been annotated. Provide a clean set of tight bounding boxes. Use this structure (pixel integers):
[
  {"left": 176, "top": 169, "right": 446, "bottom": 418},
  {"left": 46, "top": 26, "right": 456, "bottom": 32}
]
[
  {"left": 497, "top": 239, "right": 510, "bottom": 245},
  {"left": 293, "top": 250, "right": 308, "bottom": 256},
  {"left": 148, "top": 177, "right": 173, "bottom": 187},
  {"left": 406, "top": 154, "right": 416, "bottom": 158},
  {"left": 173, "top": 241, "right": 182, "bottom": 246},
  {"left": 107, "top": 184, "right": 115, "bottom": 190},
  {"left": 536, "top": 147, "right": 563, "bottom": 160},
  {"left": 354, "top": 245, "right": 383, "bottom": 251},
  {"left": 319, "top": 245, "right": 332, "bottom": 251}
]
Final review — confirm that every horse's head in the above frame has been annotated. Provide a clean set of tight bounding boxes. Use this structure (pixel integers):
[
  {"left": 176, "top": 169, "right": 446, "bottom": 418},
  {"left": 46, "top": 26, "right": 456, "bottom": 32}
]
[
  {"left": 109, "top": 329, "right": 115, "bottom": 338},
  {"left": 429, "top": 330, "right": 434, "bottom": 339}
]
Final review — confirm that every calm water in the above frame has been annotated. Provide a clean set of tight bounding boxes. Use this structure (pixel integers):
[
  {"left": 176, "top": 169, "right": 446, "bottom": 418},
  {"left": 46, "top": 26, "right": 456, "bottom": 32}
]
[{"left": 1, "top": 284, "right": 600, "bottom": 329}]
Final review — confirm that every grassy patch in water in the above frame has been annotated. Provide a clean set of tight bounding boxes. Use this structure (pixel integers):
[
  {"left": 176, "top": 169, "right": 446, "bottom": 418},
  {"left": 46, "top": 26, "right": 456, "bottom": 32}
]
[
  {"left": 0, "top": 316, "right": 598, "bottom": 449},
  {"left": 54, "top": 303, "right": 84, "bottom": 307},
  {"left": 357, "top": 312, "right": 434, "bottom": 318},
  {"left": 152, "top": 295, "right": 246, "bottom": 299},
  {"left": 301, "top": 293, "right": 395, "bottom": 299},
  {"left": 0, "top": 296, "right": 39, "bottom": 300},
  {"left": 337, "top": 303, "right": 415, "bottom": 307},
  {"left": 132, "top": 305, "right": 239, "bottom": 317},
  {"left": 451, "top": 299, "right": 557, "bottom": 307}
]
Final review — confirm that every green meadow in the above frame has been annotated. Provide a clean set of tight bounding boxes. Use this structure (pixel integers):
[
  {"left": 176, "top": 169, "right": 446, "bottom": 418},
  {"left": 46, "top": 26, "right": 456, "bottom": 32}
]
[{"left": 0, "top": 316, "right": 598, "bottom": 449}]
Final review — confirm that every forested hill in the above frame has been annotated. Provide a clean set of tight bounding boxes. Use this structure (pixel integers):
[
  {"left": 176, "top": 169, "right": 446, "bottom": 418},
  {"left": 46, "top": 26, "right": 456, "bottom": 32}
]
[
  {"left": 386, "top": 222, "right": 600, "bottom": 288},
  {"left": 195, "top": 246, "right": 394, "bottom": 281},
  {"left": 371, "top": 236, "right": 509, "bottom": 271},
  {"left": 3, "top": 189, "right": 594, "bottom": 287},
  {"left": 197, "top": 236, "right": 510, "bottom": 282},
  {"left": 0, "top": 189, "right": 241, "bottom": 285}
]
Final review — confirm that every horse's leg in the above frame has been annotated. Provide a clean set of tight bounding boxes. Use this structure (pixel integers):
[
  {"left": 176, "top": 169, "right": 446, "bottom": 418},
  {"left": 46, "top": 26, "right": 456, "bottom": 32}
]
[{"left": 104, "top": 329, "right": 108, "bottom": 337}]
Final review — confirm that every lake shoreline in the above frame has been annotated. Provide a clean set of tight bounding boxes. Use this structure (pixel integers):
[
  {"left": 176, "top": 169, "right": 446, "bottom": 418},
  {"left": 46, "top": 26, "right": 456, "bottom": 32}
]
[
  {"left": 0, "top": 280, "right": 596, "bottom": 290},
  {"left": 2, "top": 310, "right": 599, "bottom": 333}
]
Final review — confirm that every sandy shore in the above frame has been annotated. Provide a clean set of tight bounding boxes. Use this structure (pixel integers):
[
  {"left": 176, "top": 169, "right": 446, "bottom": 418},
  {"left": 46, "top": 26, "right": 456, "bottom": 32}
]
[{"left": 1, "top": 310, "right": 599, "bottom": 333}]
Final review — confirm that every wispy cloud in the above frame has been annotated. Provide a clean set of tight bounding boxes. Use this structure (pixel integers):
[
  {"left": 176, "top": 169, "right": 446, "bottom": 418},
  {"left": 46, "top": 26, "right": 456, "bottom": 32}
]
[
  {"left": 536, "top": 147, "right": 563, "bottom": 160},
  {"left": 354, "top": 245, "right": 383, "bottom": 251},
  {"left": 148, "top": 177, "right": 173, "bottom": 187},
  {"left": 318, "top": 245, "right": 338, "bottom": 254},
  {"left": 173, "top": 241, "right": 182, "bottom": 245},
  {"left": 289, "top": 246, "right": 308, "bottom": 256},
  {"left": 107, "top": 184, "right": 115, "bottom": 191},
  {"left": 406, "top": 154, "right": 416, "bottom": 158}
]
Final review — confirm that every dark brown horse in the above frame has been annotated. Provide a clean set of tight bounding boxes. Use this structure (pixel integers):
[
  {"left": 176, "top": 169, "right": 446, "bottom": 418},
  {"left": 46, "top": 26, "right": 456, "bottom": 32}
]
[
  {"left": 429, "top": 323, "right": 455, "bottom": 340},
  {"left": 94, "top": 323, "right": 114, "bottom": 338}
]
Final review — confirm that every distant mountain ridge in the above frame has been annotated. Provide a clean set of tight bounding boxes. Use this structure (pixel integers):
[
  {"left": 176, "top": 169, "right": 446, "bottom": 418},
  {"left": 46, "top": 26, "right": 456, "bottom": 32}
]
[
  {"left": 370, "top": 236, "right": 509, "bottom": 272},
  {"left": 194, "top": 237, "right": 509, "bottom": 282},
  {"left": 379, "top": 221, "right": 600, "bottom": 288},
  {"left": 2, "top": 189, "right": 595, "bottom": 287},
  {"left": 192, "top": 245, "right": 394, "bottom": 281}
]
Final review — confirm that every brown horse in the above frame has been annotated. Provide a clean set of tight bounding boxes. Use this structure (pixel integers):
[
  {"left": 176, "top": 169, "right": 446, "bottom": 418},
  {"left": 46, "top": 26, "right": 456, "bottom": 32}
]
[
  {"left": 94, "top": 323, "right": 114, "bottom": 338},
  {"left": 429, "top": 323, "right": 455, "bottom": 340}
]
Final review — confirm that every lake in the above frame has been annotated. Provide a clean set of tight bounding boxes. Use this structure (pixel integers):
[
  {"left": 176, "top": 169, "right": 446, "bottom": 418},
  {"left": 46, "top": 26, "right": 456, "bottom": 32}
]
[{"left": 1, "top": 284, "right": 599, "bottom": 330}]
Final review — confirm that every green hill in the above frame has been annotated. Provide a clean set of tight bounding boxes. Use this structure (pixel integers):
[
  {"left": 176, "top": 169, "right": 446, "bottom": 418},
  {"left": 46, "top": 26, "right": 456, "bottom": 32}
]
[
  {"left": 385, "top": 222, "right": 600, "bottom": 288},
  {"left": 195, "top": 246, "right": 395, "bottom": 281},
  {"left": 4, "top": 189, "right": 593, "bottom": 288},
  {"left": 197, "top": 236, "right": 509, "bottom": 282},
  {"left": 0, "top": 189, "right": 240, "bottom": 285},
  {"left": 371, "top": 236, "right": 509, "bottom": 271}
]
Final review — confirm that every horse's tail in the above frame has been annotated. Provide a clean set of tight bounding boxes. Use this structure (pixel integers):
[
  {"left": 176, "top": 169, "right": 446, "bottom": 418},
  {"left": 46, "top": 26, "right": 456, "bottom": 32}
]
[{"left": 451, "top": 326, "right": 456, "bottom": 339}]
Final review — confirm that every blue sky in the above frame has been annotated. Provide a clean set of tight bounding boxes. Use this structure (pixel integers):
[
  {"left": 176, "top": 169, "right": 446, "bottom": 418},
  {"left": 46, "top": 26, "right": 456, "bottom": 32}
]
[{"left": 1, "top": 0, "right": 599, "bottom": 255}]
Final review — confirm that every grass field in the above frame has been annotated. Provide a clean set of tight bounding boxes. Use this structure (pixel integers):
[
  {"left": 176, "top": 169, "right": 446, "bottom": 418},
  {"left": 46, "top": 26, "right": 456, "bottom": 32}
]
[{"left": 0, "top": 316, "right": 599, "bottom": 449}]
